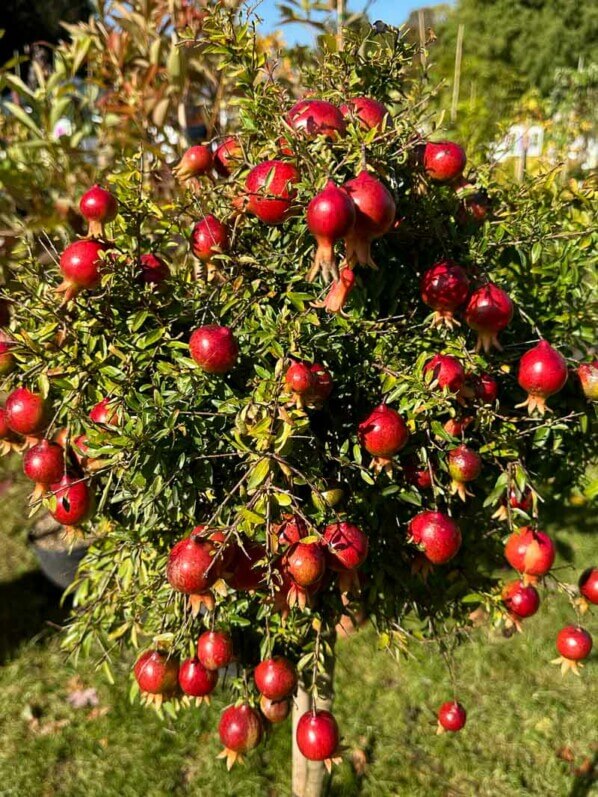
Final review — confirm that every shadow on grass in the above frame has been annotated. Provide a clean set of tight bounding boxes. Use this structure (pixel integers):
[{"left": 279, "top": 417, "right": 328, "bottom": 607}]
[
  {"left": 569, "top": 750, "right": 597, "bottom": 797},
  {"left": 0, "top": 569, "right": 66, "bottom": 664}
]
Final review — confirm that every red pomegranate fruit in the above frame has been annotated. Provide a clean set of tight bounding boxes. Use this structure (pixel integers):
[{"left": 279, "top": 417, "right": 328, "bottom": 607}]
[
  {"left": 225, "top": 541, "right": 267, "bottom": 591},
  {"left": 493, "top": 487, "right": 534, "bottom": 522},
  {"left": 50, "top": 473, "right": 92, "bottom": 526},
  {"left": 423, "top": 141, "right": 467, "bottom": 182},
  {"left": 304, "top": 363, "right": 334, "bottom": 405},
  {"left": 443, "top": 416, "right": 473, "bottom": 438},
  {"left": 473, "top": 372, "right": 498, "bottom": 403},
  {"left": 5, "top": 387, "right": 47, "bottom": 436},
  {"left": 517, "top": 340, "right": 568, "bottom": 415},
  {"left": 0, "top": 407, "right": 16, "bottom": 442},
  {"left": 197, "top": 630, "right": 233, "bottom": 671},
  {"left": 79, "top": 184, "right": 118, "bottom": 237},
  {"left": 306, "top": 180, "right": 355, "bottom": 282},
  {"left": 166, "top": 533, "right": 219, "bottom": 595},
  {"left": 553, "top": 626, "right": 593, "bottom": 674},
  {"left": 408, "top": 511, "right": 462, "bottom": 565},
  {"left": 340, "top": 97, "right": 389, "bottom": 130},
  {"left": 189, "top": 325, "right": 239, "bottom": 374},
  {"left": 89, "top": 397, "right": 120, "bottom": 426},
  {"left": 134, "top": 650, "right": 179, "bottom": 699},
  {"left": 277, "top": 515, "right": 307, "bottom": 548},
  {"left": 190, "top": 215, "right": 230, "bottom": 262},
  {"left": 358, "top": 404, "right": 409, "bottom": 466},
  {"left": 403, "top": 457, "right": 433, "bottom": 490},
  {"left": 323, "top": 267, "right": 356, "bottom": 313},
  {"left": 285, "top": 541, "right": 326, "bottom": 587},
  {"left": 58, "top": 239, "right": 108, "bottom": 300},
  {"left": 218, "top": 703, "right": 263, "bottom": 767},
  {"left": 343, "top": 171, "right": 396, "bottom": 268},
  {"left": 214, "top": 137, "right": 243, "bottom": 177},
  {"left": 140, "top": 253, "right": 170, "bottom": 284},
  {"left": 501, "top": 580, "right": 540, "bottom": 619},
  {"left": 172, "top": 145, "right": 213, "bottom": 181},
  {"left": 504, "top": 527, "right": 555, "bottom": 580},
  {"left": 254, "top": 656, "right": 298, "bottom": 700},
  {"left": 296, "top": 710, "right": 340, "bottom": 761},
  {"left": 437, "top": 701, "right": 467, "bottom": 733},
  {"left": 322, "top": 522, "right": 369, "bottom": 571},
  {"left": 178, "top": 657, "right": 218, "bottom": 698},
  {"left": 420, "top": 260, "right": 470, "bottom": 327},
  {"left": 240, "top": 160, "right": 300, "bottom": 225},
  {"left": 577, "top": 361, "right": 598, "bottom": 401},
  {"left": 424, "top": 354, "right": 465, "bottom": 394},
  {"left": 579, "top": 567, "right": 598, "bottom": 605},
  {"left": 0, "top": 340, "right": 15, "bottom": 376},
  {"left": 464, "top": 283, "right": 514, "bottom": 353},
  {"left": 260, "top": 695, "right": 290, "bottom": 723},
  {"left": 447, "top": 444, "right": 482, "bottom": 501},
  {"left": 23, "top": 439, "right": 64, "bottom": 487},
  {"left": 0, "top": 299, "right": 10, "bottom": 327},
  {"left": 286, "top": 99, "right": 346, "bottom": 139},
  {"left": 285, "top": 361, "right": 314, "bottom": 396}
]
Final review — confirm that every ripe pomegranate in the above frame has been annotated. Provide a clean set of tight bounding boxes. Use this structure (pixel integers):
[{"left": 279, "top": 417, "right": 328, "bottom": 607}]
[
  {"left": 322, "top": 522, "right": 369, "bottom": 571},
  {"left": 422, "top": 141, "right": 467, "bottom": 182},
  {"left": 554, "top": 626, "right": 593, "bottom": 674},
  {"left": 23, "top": 439, "right": 64, "bottom": 486},
  {"left": 214, "top": 137, "right": 243, "bottom": 177},
  {"left": 447, "top": 444, "right": 482, "bottom": 501},
  {"left": 323, "top": 267, "right": 356, "bottom": 313},
  {"left": 424, "top": 354, "right": 465, "bottom": 394},
  {"left": 225, "top": 541, "right": 267, "bottom": 591},
  {"left": 197, "top": 630, "right": 233, "bottom": 671},
  {"left": 472, "top": 372, "right": 498, "bottom": 403},
  {"left": 493, "top": 487, "right": 534, "bottom": 522},
  {"left": 437, "top": 701, "right": 467, "bottom": 732},
  {"left": 304, "top": 363, "right": 334, "bottom": 405},
  {"left": 79, "top": 184, "right": 118, "bottom": 237},
  {"left": 5, "top": 387, "right": 47, "bottom": 436},
  {"left": 504, "top": 527, "right": 555, "bottom": 580},
  {"left": 0, "top": 407, "right": 17, "bottom": 442},
  {"left": 443, "top": 415, "right": 473, "bottom": 437},
  {"left": 0, "top": 340, "right": 15, "bottom": 376},
  {"left": 172, "top": 145, "right": 213, "bottom": 181},
  {"left": 517, "top": 340, "right": 568, "bottom": 415},
  {"left": 358, "top": 404, "right": 409, "bottom": 465},
  {"left": 89, "top": 397, "right": 120, "bottom": 426},
  {"left": 58, "top": 239, "right": 108, "bottom": 300},
  {"left": 306, "top": 180, "right": 355, "bottom": 282},
  {"left": 501, "top": 580, "right": 540, "bottom": 619},
  {"left": 277, "top": 515, "right": 307, "bottom": 548},
  {"left": 340, "top": 97, "right": 389, "bottom": 130},
  {"left": 420, "top": 260, "right": 470, "bottom": 327},
  {"left": 285, "top": 361, "right": 314, "bottom": 396},
  {"left": 134, "top": 650, "right": 179, "bottom": 697},
  {"left": 577, "top": 361, "right": 598, "bottom": 401},
  {"left": 190, "top": 215, "right": 230, "bottom": 261},
  {"left": 0, "top": 298, "right": 10, "bottom": 326},
  {"left": 579, "top": 567, "right": 598, "bottom": 605},
  {"left": 455, "top": 182, "right": 491, "bottom": 226},
  {"left": 140, "top": 253, "right": 170, "bottom": 284},
  {"left": 254, "top": 656, "right": 297, "bottom": 700},
  {"left": 464, "top": 283, "right": 514, "bottom": 353},
  {"left": 286, "top": 99, "right": 346, "bottom": 139},
  {"left": 403, "top": 457, "right": 433, "bottom": 489},
  {"left": 166, "top": 533, "right": 219, "bottom": 595},
  {"left": 296, "top": 710, "right": 340, "bottom": 761},
  {"left": 240, "top": 160, "right": 300, "bottom": 225},
  {"left": 50, "top": 473, "right": 92, "bottom": 525},
  {"left": 260, "top": 695, "right": 290, "bottom": 723},
  {"left": 343, "top": 171, "right": 396, "bottom": 268},
  {"left": 218, "top": 703, "right": 263, "bottom": 766},
  {"left": 285, "top": 541, "right": 326, "bottom": 587},
  {"left": 408, "top": 511, "right": 462, "bottom": 565},
  {"left": 178, "top": 657, "right": 218, "bottom": 698},
  {"left": 189, "top": 325, "right": 239, "bottom": 374}
]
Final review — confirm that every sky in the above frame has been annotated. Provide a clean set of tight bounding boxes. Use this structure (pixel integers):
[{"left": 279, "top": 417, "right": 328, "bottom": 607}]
[{"left": 253, "top": 0, "right": 426, "bottom": 45}]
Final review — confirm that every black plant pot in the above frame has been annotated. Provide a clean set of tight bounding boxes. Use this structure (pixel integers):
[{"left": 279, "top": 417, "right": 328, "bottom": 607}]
[{"left": 28, "top": 516, "right": 90, "bottom": 590}]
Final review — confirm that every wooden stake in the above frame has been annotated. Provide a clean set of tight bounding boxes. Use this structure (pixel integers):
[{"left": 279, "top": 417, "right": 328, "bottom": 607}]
[
  {"left": 451, "top": 23, "right": 464, "bottom": 123},
  {"left": 418, "top": 10, "right": 426, "bottom": 70},
  {"left": 336, "top": 0, "right": 345, "bottom": 51}
]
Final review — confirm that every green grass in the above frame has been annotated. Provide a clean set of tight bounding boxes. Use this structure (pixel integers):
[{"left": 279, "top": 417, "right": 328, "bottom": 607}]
[{"left": 0, "top": 460, "right": 596, "bottom": 797}]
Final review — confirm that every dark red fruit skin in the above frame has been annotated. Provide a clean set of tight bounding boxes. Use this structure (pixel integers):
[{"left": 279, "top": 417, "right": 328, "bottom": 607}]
[
  {"left": 579, "top": 567, "right": 598, "bottom": 604},
  {"left": 286, "top": 99, "right": 346, "bottom": 139},
  {"left": 50, "top": 473, "right": 92, "bottom": 525},
  {"left": 0, "top": 340, "right": 15, "bottom": 376},
  {"left": 260, "top": 695, "right": 290, "bottom": 723},
  {"left": 5, "top": 388, "right": 47, "bottom": 436},
  {"left": 509, "top": 488, "right": 533, "bottom": 513},
  {"left": 556, "top": 626, "right": 593, "bottom": 661},
  {"left": 60, "top": 240, "right": 108, "bottom": 290},
  {"left": 578, "top": 361, "right": 598, "bottom": 401},
  {"left": 285, "top": 542, "right": 326, "bottom": 587},
  {"left": 420, "top": 260, "right": 470, "bottom": 315},
  {"left": 178, "top": 657, "right": 218, "bottom": 696},
  {"left": 424, "top": 354, "right": 465, "bottom": 393},
  {"left": 344, "top": 170, "right": 395, "bottom": 239},
  {"left": 89, "top": 397, "right": 119, "bottom": 425},
  {"left": 23, "top": 439, "right": 64, "bottom": 484},
  {"left": 0, "top": 407, "right": 16, "bottom": 440},
  {"left": 423, "top": 141, "right": 467, "bottom": 182},
  {"left": 79, "top": 185, "right": 118, "bottom": 224},
  {"left": 501, "top": 580, "right": 540, "bottom": 618},
  {"left": 322, "top": 522, "right": 368, "bottom": 571},
  {"left": 214, "top": 137, "right": 242, "bottom": 177},
  {"left": 403, "top": 457, "right": 433, "bottom": 489},
  {"left": 225, "top": 542, "right": 267, "bottom": 590},
  {"left": 197, "top": 630, "right": 233, "bottom": 671},
  {"left": 277, "top": 515, "right": 307, "bottom": 548},
  {"left": 254, "top": 656, "right": 298, "bottom": 700},
  {"left": 134, "top": 650, "right": 179, "bottom": 695},
  {"left": 358, "top": 404, "right": 409, "bottom": 458},
  {"left": 408, "top": 511, "right": 462, "bottom": 564},
  {"left": 175, "top": 145, "right": 213, "bottom": 179},
  {"left": 437, "top": 701, "right": 467, "bottom": 732},
  {"left": 464, "top": 283, "right": 513, "bottom": 348},
  {"left": 504, "top": 527, "right": 555, "bottom": 577},
  {"left": 166, "top": 535, "right": 218, "bottom": 594},
  {"left": 305, "top": 363, "right": 333, "bottom": 403},
  {"left": 518, "top": 341, "right": 568, "bottom": 399},
  {"left": 306, "top": 180, "right": 356, "bottom": 243},
  {"left": 473, "top": 373, "right": 498, "bottom": 403},
  {"left": 189, "top": 325, "right": 239, "bottom": 374},
  {"left": 340, "top": 97, "right": 389, "bottom": 130},
  {"left": 447, "top": 445, "right": 482, "bottom": 483},
  {"left": 243, "top": 161, "right": 300, "bottom": 225},
  {"left": 296, "top": 710, "right": 339, "bottom": 760},
  {"left": 218, "top": 704, "right": 263, "bottom": 753},
  {"left": 140, "top": 253, "right": 170, "bottom": 284},
  {"left": 0, "top": 299, "right": 10, "bottom": 327},
  {"left": 285, "top": 362, "right": 314, "bottom": 395},
  {"left": 190, "top": 215, "right": 229, "bottom": 261}
]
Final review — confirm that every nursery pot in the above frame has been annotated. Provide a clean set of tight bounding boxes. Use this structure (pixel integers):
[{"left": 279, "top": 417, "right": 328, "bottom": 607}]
[{"left": 28, "top": 516, "right": 91, "bottom": 590}]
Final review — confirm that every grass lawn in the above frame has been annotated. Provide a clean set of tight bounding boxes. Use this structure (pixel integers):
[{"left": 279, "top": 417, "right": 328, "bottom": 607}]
[{"left": 0, "top": 456, "right": 596, "bottom": 797}]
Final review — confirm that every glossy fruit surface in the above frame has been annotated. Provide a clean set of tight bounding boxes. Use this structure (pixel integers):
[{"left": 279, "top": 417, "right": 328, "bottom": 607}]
[
  {"left": 473, "top": 373, "right": 499, "bottom": 403},
  {"left": 218, "top": 703, "right": 263, "bottom": 752},
  {"left": 420, "top": 260, "right": 470, "bottom": 322},
  {"left": 437, "top": 701, "right": 467, "bottom": 732},
  {"left": 166, "top": 535, "right": 218, "bottom": 594},
  {"left": 579, "top": 567, "right": 598, "bottom": 604},
  {"left": 286, "top": 99, "right": 346, "bottom": 139},
  {"left": 358, "top": 404, "right": 409, "bottom": 458},
  {"left": 408, "top": 511, "right": 462, "bottom": 564},
  {"left": 285, "top": 362, "right": 314, "bottom": 395},
  {"left": 244, "top": 160, "right": 300, "bottom": 225},
  {"left": 501, "top": 580, "right": 540, "bottom": 618},
  {"left": 225, "top": 541, "right": 266, "bottom": 590},
  {"left": 178, "top": 657, "right": 218, "bottom": 696},
  {"left": 504, "top": 527, "right": 555, "bottom": 577},
  {"left": 140, "top": 253, "right": 170, "bottom": 284},
  {"left": 285, "top": 542, "right": 326, "bottom": 587},
  {"left": 0, "top": 340, "right": 15, "bottom": 376},
  {"left": 306, "top": 180, "right": 355, "bottom": 281},
  {"left": 447, "top": 445, "right": 482, "bottom": 483},
  {"left": 296, "top": 710, "right": 339, "bottom": 760},
  {"left": 89, "top": 397, "right": 119, "bottom": 425},
  {"left": 578, "top": 361, "right": 598, "bottom": 401},
  {"left": 322, "top": 522, "right": 368, "bottom": 571},
  {"left": 343, "top": 171, "right": 396, "bottom": 268},
  {"left": 260, "top": 695, "right": 290, "bottom": 723},
  {"left": 5, "top": 387, "right": 47, "bottom": 435},
  {"left": 305, "top": 363, "right": 334, "bottom": 404},
  {"left": 277, "top": 515, "right": 307, "bottom": 548},
  {"left": 23, "top": 439, "right": 64, "bottom": 484},
  {"left": 340, "top": 97, "right": 389, "bottom": 129},
  {"left": 189, "top": 325, "right": 239, "bottom": 374},
  {"left": 79, "top": 184, "right": 118, "bottom": 224},
  {"left": 134, "top": 650, "right": 179, "bottom": 695},
  {"left": 517, "top": 341, "right": 568, "bottom": 414},
  {"left": 556, "top": 626, "right": 592, "bottom": 661},
  {"left": 423, "top": 141, "right": 466, "bottom": 182},
  {"left": 464, "top": 283, "right": 514, "bottom": 352},
  {"left": 197, "top": 630, "right": 233, "bottom": 671},
  {"left": 59, "top": 240, "right": 108, "bottom": 291},
  {"left": 173, "top": 145, "right": 213, "bottom": 180},
  {"left": 424, "top": 354, "right": 465, "bottom": 393},
  {"left": 254, "top": 656, "right": 298, "bottom": 700},
  {"left": 49, "top": 473, "right": 92, "bottom": 525},
  {"left": 214, "top": 137, "right": 243, "bottom": 176},
  {"left": 191, "top": 215, "right": 230, "bottom": 261}
]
